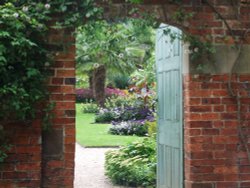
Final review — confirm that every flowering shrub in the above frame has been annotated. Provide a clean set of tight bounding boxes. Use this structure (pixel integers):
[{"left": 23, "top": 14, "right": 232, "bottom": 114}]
[
  {"left": 105, "top": 137, "right": 156, "bottom": 187},
  {"left": 76, "top": 88, "right": 94, "bottom": 102},
  {"left": 0, "top": 3, "right": 51, "bottom": 120},
  {"left": 0, "top": 0, "right": 101, "bottom": 121},
  {"left": 76, "top": 88, "right": 126, "bottom": 103},
  {"left": 95, "top": 108, "right": 119, "bottom": 123},
  {"left": 104, "top": 94, "right": 139, "bottom": 109},
  {"left": 109, "top": 120, "right": 148, "bottom": 136},
  {"left": 105, "top": 88, "right": 126, "bottom": 97},
  {"left": 81, "top": 101, "right": 99, "bottom": 113},
  {"left": 95, "top": 105, "right": 154, "bottom": 123}
]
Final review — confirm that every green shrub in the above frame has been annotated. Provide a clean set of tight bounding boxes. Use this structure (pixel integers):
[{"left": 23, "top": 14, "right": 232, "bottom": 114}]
[
  {"left": 105, "top": 137, "right": 156, "bottom": 187},
  {"left": 104, "top": 94, "right": 141, "bottom": 109},
  {"left": 95, "top": 108, "right": 118, "bottom": 123},
  {"left": 81, "top": 101, "right": 99, "bottom": 113},
  {"left": 112, "top": 74, "right": 130, "bottom": 89},
  {"left": 145, "top": 121, "right": 157, "bottom": 136},
  {"left": 0, "top": 3, "right": 51, "bottom": 121}
]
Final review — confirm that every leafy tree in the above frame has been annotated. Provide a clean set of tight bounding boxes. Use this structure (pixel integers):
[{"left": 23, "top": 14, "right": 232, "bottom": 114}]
[{"left": 76, "top": 19, "right": 154, "bottom": 106}]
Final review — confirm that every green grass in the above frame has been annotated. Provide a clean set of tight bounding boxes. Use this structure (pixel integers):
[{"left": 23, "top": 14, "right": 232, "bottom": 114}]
[{"left": 76, "top": 104, "right": 145, "bottom": 147}]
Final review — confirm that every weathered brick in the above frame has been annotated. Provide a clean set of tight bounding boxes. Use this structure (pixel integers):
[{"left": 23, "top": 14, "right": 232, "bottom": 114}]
[
  {"left": 202, "top": 128, "right": 220, "bottom": 135},
  {"left": 190, "top": 151, "right": 213, "bottom": 159},
  {"left": 189, "top": 106, "right": 212, "bottom": 112},
  {"left": 51, "top": 78, "right": 64, "bottom": 85},
  {"left": 56, "top": 69, "right": 75, "bottom": 77},
  {"left": 188, "top": 121, "right": 212, "bottom": 128}
]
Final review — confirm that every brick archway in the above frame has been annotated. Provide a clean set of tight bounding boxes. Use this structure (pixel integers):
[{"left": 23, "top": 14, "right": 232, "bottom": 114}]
[{"left": 1, "top": 1, "right": 250, "bottom": 187}]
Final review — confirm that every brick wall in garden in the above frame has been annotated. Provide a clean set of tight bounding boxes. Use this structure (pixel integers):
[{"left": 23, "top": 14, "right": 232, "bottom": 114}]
[
  {"left": 0, "top": 121, "right": 42, "bottom": 188},
  {"left": 102, "top": 0, "right": 250, "bottom": 44},
  {"left": 0, "top": 26, "right": 76, "bottom": 187},
  {"left": 41, "top": 27, "right": 76, "bottom": 187},
  {"left": 1, "top": 1, "right": 250, "bottom": 188},
  {"left": 184, "top": 74, "right": 250, "bottom": 188}
]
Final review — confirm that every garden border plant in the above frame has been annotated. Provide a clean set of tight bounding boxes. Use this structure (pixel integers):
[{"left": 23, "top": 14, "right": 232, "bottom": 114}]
[{"left": 105, "top": 136, "right": 157, "bottom": 187}]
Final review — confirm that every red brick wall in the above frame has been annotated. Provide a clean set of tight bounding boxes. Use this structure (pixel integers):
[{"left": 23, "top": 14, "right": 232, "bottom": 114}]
[
  {"left": 41, "top": 28, "right": 76, "bottom": 188},
  {"left": 106, "top": 0, "right": 250, "bottom": 44},
  {"left": 1, "top": 1, "right": 250, "bottom": 188},
  {"left": 0, "top": 121, "right": 42, "bottom": 188},
  {"left": 184, "top": 74, "right": 250, "bottom": 188},
  {"left": 0, "top": 26, "right": 76, "bottom": 187}
]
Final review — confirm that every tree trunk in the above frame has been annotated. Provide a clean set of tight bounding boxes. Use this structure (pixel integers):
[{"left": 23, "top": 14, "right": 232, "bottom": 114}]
[
  {"left": 88, "top": 71, "right": 94, "bottom": 99},
  {"left": 92, "top": 65, "right": 106, "bottom": 107},
  {"left": 88, "top": 71, "right": 93, "bottom": 90}
]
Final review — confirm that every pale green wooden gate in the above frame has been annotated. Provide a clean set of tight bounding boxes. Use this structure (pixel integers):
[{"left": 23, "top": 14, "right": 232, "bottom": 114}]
[{"left": 156, "top": 24, "right": 183, "bottom": 188}]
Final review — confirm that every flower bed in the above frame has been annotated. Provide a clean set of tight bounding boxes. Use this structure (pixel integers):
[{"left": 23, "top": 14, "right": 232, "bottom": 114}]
[
  {"left": 109, "top": 120, "right": 148, "bottom": 136},
  {"left": 95, "top": 106, "right": 154, "bottom": 123},
  {"left": 76, "top": 88, "right": 125, "bottom": 102}
]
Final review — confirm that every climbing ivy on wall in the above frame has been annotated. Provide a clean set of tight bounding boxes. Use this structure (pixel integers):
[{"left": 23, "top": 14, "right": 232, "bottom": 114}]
[
  {"left": 0, "top": 0, "right": 102, "bottom": 165},
  {"left": 0, "top": 1, "right": 101, "bottom": 122},
  {"left": 0, "top": 3, "right": 50, "bottom": 121}
]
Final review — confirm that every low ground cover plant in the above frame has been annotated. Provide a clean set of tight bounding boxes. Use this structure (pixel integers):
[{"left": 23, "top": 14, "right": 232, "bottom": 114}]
[
  {"left": 105, "top": 137, "right": 156, "bottom": 187},
  {"left": 109, "top": 120, "right": 148, "bottom": 136}
]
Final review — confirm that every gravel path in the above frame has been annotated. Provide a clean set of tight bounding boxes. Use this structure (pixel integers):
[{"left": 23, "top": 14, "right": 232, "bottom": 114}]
[{"left": 74, "top": 143, "right": 127, "bottom": 188}]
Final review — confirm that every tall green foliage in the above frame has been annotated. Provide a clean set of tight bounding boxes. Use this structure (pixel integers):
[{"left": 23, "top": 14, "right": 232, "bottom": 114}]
[
  {"left": 76, "top": 19, "right": 155, "bottom": 105},
  {"left": 0, "top": 3, "right": 50, "bottom": 120},
  {"left": 76, "top": 20, "right": 146, "bottom": 75}
]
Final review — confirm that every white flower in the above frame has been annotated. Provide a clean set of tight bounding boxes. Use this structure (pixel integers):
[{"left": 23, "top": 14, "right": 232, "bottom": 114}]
[
  {"left": 194, "top": 47, "right": 199, "bottom": 53},
  {"left": 45, "top": 4, "right": 51, "bottom": 9},
  {"left": 22, "top": 6, "right": 29, "bottom": 12},
  {"left": 93, "top": 63, "right": 99, "bottom": 68},
  {"left": 118, "top": 53, "right": 124, "bottom": 58},
  {"left": 13, "top": 13, "right": 19, "bottom": 18}
]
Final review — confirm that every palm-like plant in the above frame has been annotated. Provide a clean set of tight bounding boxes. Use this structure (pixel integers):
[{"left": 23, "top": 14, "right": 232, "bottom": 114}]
[{"left": 76, "top": 19, "right": 154, "bottom": 106}]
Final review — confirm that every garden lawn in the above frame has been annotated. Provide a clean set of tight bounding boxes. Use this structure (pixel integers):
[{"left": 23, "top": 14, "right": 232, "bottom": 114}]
[{"left": 76, "top": 104, "right": 145, "bottom": 147}]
